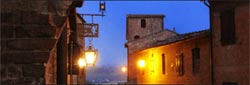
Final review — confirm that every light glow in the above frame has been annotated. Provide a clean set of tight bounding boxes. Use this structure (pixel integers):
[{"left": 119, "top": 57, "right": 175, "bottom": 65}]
[
  {"left": 85, "top": 51, "right": 96, "bottom": 65},
  {"left": 78, "top": 58, "right": 86, "bottom": 68},
  {"left": 121, "top": 66, "right": 127, "bottom": 73},
  {"left": 138, "top": 59, "right": 146, "bottom": 68}
]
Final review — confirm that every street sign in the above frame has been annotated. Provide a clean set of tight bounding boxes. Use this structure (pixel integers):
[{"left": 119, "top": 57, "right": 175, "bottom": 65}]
[{"left": 77, "top": 23, "right": 99, "bottom": 38}]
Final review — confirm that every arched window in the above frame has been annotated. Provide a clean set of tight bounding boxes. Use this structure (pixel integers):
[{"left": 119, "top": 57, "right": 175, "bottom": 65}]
[{"left": 141, "top": 19, "right": 146, "bottom": 28}]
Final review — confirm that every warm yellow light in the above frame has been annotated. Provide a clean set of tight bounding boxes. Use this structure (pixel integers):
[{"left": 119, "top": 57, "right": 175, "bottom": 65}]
[
  {"left": 100, "top": 3, "right": 105, "bottom": 11},
  {"left": 101, "top": 5, "right": 105, "bottom": 9},
  {"left": 85, "top": 51, "right": 96, "bottom": 65},
  {"left": 138, "top": 60, "right": 146, "bottom": 68},
  {"left": 121, "top": 66, "right": 127, "bottom": 73},
  {"left": 78, "top": 58, "right": 86, "bottom": 68}
]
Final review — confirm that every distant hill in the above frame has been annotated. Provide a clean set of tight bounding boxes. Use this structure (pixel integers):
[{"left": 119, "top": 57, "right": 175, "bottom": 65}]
[{"left": 86, "top": 66, "right": 127, "bottom": 83}]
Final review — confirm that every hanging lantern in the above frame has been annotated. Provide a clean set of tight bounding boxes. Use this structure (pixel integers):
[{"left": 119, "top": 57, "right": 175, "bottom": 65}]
[
  {"left": 99, "top": 1, "right": 105, "bottom": 12},
  {"left": 85, "top": 45, "right": 98, "bottom": 66}
]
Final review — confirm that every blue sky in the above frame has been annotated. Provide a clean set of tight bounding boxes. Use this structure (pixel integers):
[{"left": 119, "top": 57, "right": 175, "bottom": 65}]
[{"left": 77, "top": 1, "right": 209, "bottom": 67}]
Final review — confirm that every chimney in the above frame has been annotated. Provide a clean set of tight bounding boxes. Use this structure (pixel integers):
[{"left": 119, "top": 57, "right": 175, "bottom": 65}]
[{"left": 173, "top": 27, "right": 176, "bottom": 32}]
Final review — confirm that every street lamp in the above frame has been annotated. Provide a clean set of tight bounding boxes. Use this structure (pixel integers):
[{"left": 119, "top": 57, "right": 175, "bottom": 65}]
[
  {"left": 74, "top": 1, "right": 106, "bottom": 84},
  {"left": 99, "top": 2, "right": 105, "bottom": 12},
  {"left": 121, "top": 66, "right": 127, "bottom": 73},
  {"left": 137, "top": 60, "right": 146, "bottom": 68},
  {"left": 76, "top": 45, "right": 97, "bottom": 84},
  {"left": 78, "top": 58, "right": 86, "bottom": 68},
  {"left": 85, "top": 45, "right": 98, "bottom": 66},
  {"left": 99, "top": 1, "right": 105, "bottom": 15},
  {"left": 77, "top": 57, "right": 86, "bottom": 84},
  {"left": 137, "top": 59, "right": 146, "bottom": 76}
]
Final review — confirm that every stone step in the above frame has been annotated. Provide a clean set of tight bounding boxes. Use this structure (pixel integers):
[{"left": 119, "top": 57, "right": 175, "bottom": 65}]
[
  {"left": 1, "top": 51, "right": 50, "bottom": 64},
  {"left": 2, "top": 38, "right": 57, "bottom": 51}
]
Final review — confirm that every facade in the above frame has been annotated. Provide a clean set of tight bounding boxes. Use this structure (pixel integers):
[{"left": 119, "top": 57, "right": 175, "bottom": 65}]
[
  {"left": 125, "top": 1, "right": 249, "bottom": 84},
  {"left": 1, "top": 0, "right": 84, "bottom": 84},
  {"left": 125, "top": 14, "right": 211, "bottom": 84},
  {"left": 210, "top": 0, "right": 249, "bottom": 84}
]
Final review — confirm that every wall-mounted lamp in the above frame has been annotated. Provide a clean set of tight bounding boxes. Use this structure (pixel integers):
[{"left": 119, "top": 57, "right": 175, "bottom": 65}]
[
  {"left": 137, "top": 59, "right": 146, "bottom": 68},
  {"left": 78, "top": 58, "right": 86, "bottom": 68}
]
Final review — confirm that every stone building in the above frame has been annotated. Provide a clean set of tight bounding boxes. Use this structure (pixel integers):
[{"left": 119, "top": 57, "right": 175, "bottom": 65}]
[
  {"left": 1, "top": 0, "right": 84, "bottom": 84},
  {"left": 125, "top": 14, "right": 211, "bottom": 84},
  {"left": 210, "top": 0, "right": 249, "bottom": 84},
  {"left": 125, "top": 1, "right": 249, "bottom": 84}
]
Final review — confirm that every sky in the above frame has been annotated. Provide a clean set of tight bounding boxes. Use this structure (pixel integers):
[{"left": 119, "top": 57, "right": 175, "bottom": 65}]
[{"left": 77, "top": 1, "right": 209, "bottom": 67}]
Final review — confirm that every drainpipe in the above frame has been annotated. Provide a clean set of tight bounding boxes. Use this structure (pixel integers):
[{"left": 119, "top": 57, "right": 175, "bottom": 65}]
[{"left": 204, "top": 0, "right": 214, "bottom": 84}]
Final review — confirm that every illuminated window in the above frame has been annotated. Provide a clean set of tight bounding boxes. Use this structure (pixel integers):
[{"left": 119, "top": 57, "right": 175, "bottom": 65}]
[
  {"left": 176, "top": 53, "right": 184, "bottom": 76},
  {"left": 141, "top": 19, "right": 146, "bottom": 28},
  {"left": 192, "top": 48, "right": 200, "bottom": 75},
  {"left": 162, "top": 54, "right": 165, "bottom": 75},
  {"left": 220, "top": 7, "right": 236, "bottom": 46}
]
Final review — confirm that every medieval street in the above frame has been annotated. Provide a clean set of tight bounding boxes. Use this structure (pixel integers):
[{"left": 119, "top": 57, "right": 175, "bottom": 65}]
[{"left": 1, "top": 0, "right": 249, "bottom": 84}]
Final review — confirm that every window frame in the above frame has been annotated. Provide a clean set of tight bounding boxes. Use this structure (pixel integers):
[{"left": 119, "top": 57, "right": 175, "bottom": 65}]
[{"left": 176, "top": 53, "right": 184, "bottom": 76}]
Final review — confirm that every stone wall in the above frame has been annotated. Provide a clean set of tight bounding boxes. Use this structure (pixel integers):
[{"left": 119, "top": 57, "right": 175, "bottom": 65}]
[
  {"left": 1, "top": 0, "right": 72, "bottom": 84},
  {"left": 126, "top": 15, "right": 165, "bottom": 42},
  {"left": 210, "top": 1, "right": 249, "bottom": 84}
]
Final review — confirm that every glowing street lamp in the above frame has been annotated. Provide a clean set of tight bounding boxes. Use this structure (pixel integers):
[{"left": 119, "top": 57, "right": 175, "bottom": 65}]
[
  {"left": 78, "top": 58, "right": 86, "bottom": 68},
  {"left": 121, "top": 66, "right": 127, "bottom": 73},
  {"left": 137, "top": 60, "right": 146, "bottom": 68},
  {"left": 99, "top": 1, "right": 105, "bottom": 12},
  {"left": 85, "top": 45, "right": 98, "bottom": 66}
]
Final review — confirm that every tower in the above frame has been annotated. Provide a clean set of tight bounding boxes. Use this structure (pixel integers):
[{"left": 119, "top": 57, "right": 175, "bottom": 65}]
[{"left": 126, "top": 14, "right": 165, "bottom": 41}]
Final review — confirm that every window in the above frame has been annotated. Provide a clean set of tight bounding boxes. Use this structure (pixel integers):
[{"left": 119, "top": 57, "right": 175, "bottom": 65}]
[
  {"left": 192, "top": 48, "right": 200, "bottom": 75},
  {"left": 134, "top": 35, "right": 140, "bottom": 40},
  {"left": 223, "top": 82, "right": 237, "bottom": 85},
  {"left": 220, "top": 8, "right": 236, "bottom": 45},
  {"left": 176, "top": 53, "right": 184, "bottom": 76},
  {"left": 162, "top": 54, "right": 165, "bottom": 74},
  {"left": 141, "top": 19, "right": 146, "bottom": 28}
]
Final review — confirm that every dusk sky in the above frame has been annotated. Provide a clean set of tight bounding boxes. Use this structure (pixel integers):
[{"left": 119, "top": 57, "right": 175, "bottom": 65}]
[{"left": 77, "top": 1, "right": 209, "bottom": 67}]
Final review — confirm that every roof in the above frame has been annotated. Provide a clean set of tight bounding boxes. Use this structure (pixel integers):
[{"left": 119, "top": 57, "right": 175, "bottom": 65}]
[
  {"left": 165, "top": 29, "right": 179, "bottom": 35},
  {"left": 151, "top": 29, "right": 210, "bottom": 48},
  {"left": 127, "top": 14, "right": 165, "bottom": 18}
]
